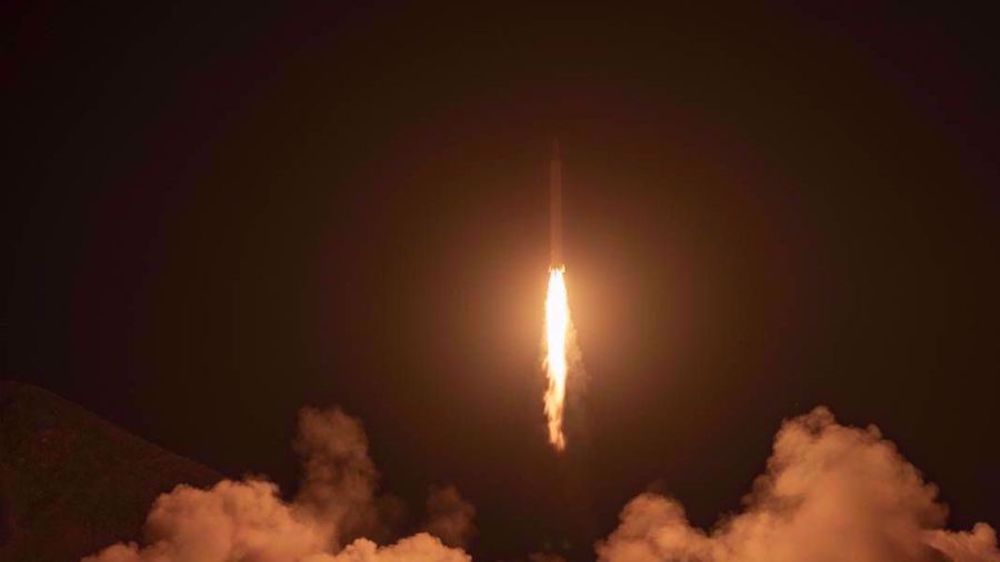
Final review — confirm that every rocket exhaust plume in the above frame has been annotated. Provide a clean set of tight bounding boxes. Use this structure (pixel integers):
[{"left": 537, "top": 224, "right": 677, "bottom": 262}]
[
  {"left": 543, "top": 141, "right": 576, "bottom": 452},
  {"left": 544, "top": 265, "right": 569, "bottom": 451}
]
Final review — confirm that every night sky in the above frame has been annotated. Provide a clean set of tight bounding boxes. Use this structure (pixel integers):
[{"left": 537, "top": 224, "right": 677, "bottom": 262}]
[{"left": 6, "top": 3, "right": 999, "bottom": 560}]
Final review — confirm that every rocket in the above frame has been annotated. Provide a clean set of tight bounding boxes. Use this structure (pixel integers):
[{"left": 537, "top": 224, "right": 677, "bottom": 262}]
[{"left": 550, "top": 140, "right": 563, "bottom": 266}]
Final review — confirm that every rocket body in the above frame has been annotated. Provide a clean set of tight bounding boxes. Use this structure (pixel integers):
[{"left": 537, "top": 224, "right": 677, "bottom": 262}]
[{"left": 550, "top": 141, "right": 563, "bottom": 266}]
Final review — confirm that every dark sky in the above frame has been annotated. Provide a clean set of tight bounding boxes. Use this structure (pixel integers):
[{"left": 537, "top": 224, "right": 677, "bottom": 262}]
[{"left": 5, "top": 2, "right": 999, "bottom": 560}]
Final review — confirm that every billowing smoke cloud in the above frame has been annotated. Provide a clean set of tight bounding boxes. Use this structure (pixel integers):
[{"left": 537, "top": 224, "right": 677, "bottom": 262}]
[
  {"left": 82, "top": 408, "right": 472, "bottom": 562},
  {"left": 596, "top": 407, "right": 999, "bottom": 562},
  {"left": 311, "top": 534, "right": 471, "bottom": 562},
  {"left": 294, "top": 406, "right": 381, "bottom": 547},
  {"left": 423, "top": 485, "right": 477, "bottom": 548},
  {"left": 82, "top": 404, "right": 998, "bottom": 562},
  {"left": 82, "top": 479, "right": 330, "bottom": 562}
]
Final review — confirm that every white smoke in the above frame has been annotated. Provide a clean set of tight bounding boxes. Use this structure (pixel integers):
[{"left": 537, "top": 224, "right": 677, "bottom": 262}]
[
  {"left": 82, "top": 407, "right": 472, "bottom": 562},
  {"left": 596, "top": 407, "right": 999, "bottom": 562}
]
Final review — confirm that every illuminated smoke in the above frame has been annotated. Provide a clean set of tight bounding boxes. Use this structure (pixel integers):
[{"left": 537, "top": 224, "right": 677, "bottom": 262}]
[
  {"left": 596, "top": 407, "right": 1000, "bottom": 562},
  {"left": 543, "top": 266, "right": 572, "bottom": 451},
  {"left": 294, "top": 407, "right": 380, "bottom": 547},
  {"left": 79, "top": 402, "right": 998, "bottom": 562},
  {"left": 423, "top": 485, "right": 477, "bottom": 548},
  {"left": 81, "top": 408, "right": 473, "bottom": 562}
]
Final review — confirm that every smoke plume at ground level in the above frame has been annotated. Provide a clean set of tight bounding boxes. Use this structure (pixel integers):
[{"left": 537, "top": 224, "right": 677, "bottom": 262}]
[
  {"left": 83, "top": 406, "right": 997, "bottom": 562},
  {"left": 82, "top": 407, "right": 475, "bottom": 562},
  {"left": 597, "top": 407, "right": 998, "bottom": 562}
]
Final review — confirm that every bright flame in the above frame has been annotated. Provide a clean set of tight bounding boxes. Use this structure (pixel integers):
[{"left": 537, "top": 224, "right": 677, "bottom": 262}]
[{"left": 544, "top": 266, "right": 570, "bottom": 451}]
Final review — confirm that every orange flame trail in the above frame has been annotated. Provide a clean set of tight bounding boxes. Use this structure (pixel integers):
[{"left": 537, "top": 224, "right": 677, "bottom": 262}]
[{"left": 544, "top": 266, "right": 570, "bottom": 451}]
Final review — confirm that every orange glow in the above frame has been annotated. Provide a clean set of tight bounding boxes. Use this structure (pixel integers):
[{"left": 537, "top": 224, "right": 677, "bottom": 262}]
[{"left": 544, "top": 266, "right": 570, "bottom": 451}]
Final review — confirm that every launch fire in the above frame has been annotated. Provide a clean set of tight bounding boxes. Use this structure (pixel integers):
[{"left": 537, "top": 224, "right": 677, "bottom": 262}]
[
  {"left": 544, "top": 265, "right": 570, "bottom": 451},
  {"left": 543, "top": 141, "right": 575, "bottom": 452}
]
